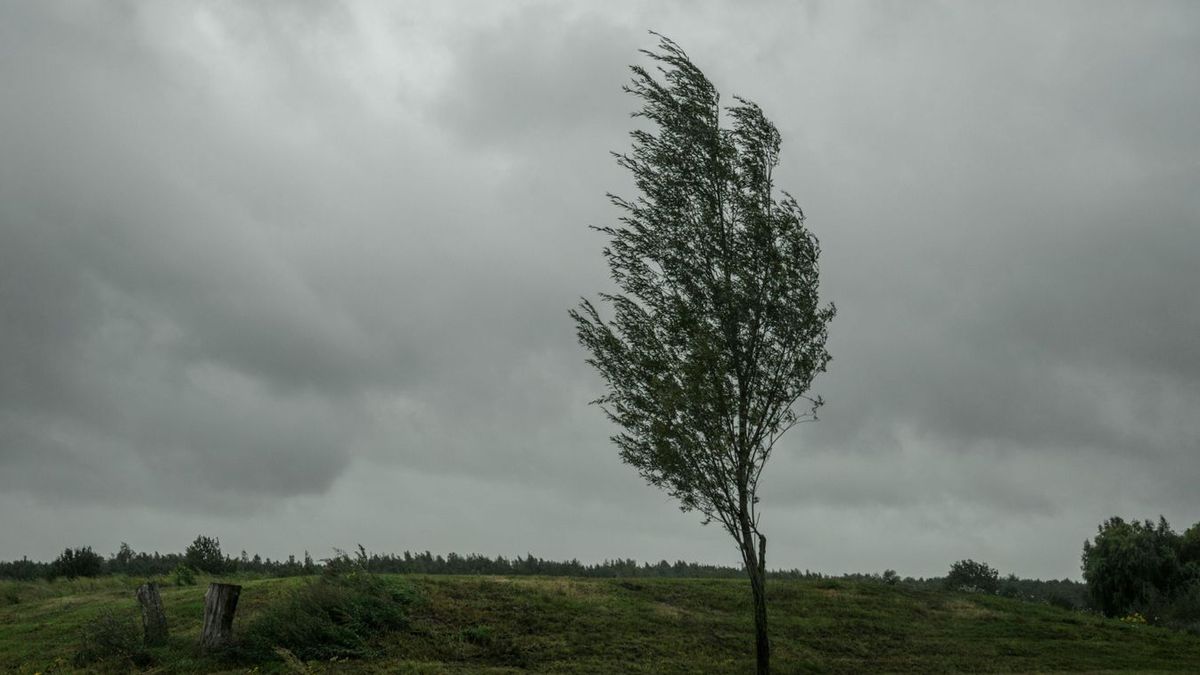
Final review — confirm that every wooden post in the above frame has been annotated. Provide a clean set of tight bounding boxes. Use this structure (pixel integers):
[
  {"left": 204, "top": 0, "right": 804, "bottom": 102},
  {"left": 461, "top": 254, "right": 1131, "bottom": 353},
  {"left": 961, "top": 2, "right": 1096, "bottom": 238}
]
[
  {"left": 135, "top": 582, "right": 168, "bottom": 646},
  {"left": 200, "top": 582, "right": 241, "bottom": 652}
]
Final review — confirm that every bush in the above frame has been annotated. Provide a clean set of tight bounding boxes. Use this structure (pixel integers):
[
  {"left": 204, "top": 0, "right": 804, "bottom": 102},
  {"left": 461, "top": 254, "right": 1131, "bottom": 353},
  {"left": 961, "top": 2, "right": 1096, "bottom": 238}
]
[
  {"left": 240, "top": 572, "right": 416, "bottom": 662},
  {"left": 73, "top": 609, "right": 152, "bottom": 669},
  {"left": 945, "top": 559, "right": 1000, "bottom": 594},
  {"left": 49, "top": 546, "right": 104, "bottom": 580},
  {"left": 172, "top": 562, "right": 197, "bottom": 586}
]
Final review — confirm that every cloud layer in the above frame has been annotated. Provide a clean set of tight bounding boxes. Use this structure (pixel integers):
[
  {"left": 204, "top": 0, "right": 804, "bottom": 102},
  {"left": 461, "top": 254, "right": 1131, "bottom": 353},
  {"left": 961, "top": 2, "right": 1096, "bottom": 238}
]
[{"left": 2, "top": 0, "right": 1197, "bottom": 578}]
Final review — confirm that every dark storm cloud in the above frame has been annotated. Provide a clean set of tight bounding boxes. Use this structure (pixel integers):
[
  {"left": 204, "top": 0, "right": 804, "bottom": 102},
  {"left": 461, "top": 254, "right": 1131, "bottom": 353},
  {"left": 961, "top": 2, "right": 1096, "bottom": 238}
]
[
  {"left": 1, "top": 0, "right": 1197, "bottom": 578},
  {"left": 0, "top": 1, "right": 387, "bottom": 507}
]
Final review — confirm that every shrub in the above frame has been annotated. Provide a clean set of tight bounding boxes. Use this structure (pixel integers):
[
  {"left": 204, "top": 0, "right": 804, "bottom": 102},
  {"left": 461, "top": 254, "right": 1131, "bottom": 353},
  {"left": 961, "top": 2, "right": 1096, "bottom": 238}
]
[
  {"left": 881, "top": 569, "right": 900, "bottom": 586},
  {"left": 73, "top": 609, "right": 152, "bottom": 669},
  {"left": 48, "top": 546, "right": 104, "bottom": 580},
  {"left": 172, "top": 562, "right": 197, "bottom": 586},
  {"left": 240, "top": 572, "right": 416, "bottom": 662},
  {"left": 322, "top": 545, "right": 371, "bottom": 578},
  {"left": 945, "top": 559, "right": 1000, "bottom": 594}
]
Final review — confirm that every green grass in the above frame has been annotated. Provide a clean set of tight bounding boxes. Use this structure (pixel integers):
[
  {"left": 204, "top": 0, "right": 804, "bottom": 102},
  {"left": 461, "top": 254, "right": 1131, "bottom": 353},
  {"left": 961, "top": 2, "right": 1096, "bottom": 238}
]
[{"left": 3, "top": 574, "right": 1200, "bottom": 673}]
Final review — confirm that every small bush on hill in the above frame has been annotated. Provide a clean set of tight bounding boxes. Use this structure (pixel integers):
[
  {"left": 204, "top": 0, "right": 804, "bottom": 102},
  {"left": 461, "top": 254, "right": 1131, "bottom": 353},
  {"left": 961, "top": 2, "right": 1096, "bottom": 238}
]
[
  {"left": 945, "top": 559, "right": 1000, "bottom": 594},
  {"left": 240, "top": 571, "right": 416, "bottom": 662},
  {"left": 172, "top": 562, "right": 197, "bottom": 586}
]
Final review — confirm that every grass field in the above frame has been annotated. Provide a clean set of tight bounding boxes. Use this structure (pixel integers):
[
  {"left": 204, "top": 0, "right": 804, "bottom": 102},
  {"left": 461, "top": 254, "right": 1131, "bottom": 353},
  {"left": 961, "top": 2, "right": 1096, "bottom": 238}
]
[{"left": 3, "top": 574, "right": 1199, "bottom": 673}]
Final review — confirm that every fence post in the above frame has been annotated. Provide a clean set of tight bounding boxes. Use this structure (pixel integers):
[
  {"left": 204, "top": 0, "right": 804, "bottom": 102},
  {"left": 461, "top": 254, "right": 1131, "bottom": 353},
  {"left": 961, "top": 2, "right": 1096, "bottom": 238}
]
[
  {"left": 199, "top": 582, "right": 241, "bottom": 652},
  {"left": 134, "top": 582, "right": 168, "bottom": 646}
]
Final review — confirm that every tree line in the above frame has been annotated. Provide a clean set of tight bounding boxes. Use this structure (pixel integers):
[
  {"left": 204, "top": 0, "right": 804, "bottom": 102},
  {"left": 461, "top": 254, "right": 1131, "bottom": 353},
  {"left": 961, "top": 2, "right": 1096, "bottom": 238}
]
[
  {"left": 0, "top": 536, "right": 848, "bottom": 581},
  {"left": 0, "top": 535, "right": 1088, "bottom": 609}
]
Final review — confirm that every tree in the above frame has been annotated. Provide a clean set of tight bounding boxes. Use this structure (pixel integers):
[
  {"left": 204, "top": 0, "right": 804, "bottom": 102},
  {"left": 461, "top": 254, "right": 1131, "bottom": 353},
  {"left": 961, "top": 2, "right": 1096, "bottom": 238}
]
[
  {"left": 185, "top": 535, "right": 226, "bottom": 575},
  {"left": 1082, "top": 516, "right": 1187, "bottom": 618},
  {"left": 944, "top": 559, "right": 1000, "bottom": 594},
  {"left": 571, "top": 34, "right": 834, "bottom": 674},
  {"left": 48, "top": 546, "right": 104, "bottom": 579}
]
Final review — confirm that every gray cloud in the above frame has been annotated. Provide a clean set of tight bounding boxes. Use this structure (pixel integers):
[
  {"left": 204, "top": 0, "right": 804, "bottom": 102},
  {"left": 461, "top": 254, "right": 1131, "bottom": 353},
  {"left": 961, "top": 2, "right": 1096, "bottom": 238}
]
[{"left": 1, "top": 0, "right": 1197, "bottom": 579}]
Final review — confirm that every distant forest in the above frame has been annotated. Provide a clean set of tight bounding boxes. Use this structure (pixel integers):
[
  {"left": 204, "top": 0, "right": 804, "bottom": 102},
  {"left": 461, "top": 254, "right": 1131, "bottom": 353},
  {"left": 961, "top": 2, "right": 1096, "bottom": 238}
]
[{"left": 0, "top": 538, "right": 1089, "bottom": 610}]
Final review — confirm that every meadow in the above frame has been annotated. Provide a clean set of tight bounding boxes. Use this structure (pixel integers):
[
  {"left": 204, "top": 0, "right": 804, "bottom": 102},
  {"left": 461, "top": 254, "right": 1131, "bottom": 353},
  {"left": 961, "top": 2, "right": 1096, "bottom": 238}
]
[{"left": 3, "top": 573, "right": 1200, "bottom": 673}]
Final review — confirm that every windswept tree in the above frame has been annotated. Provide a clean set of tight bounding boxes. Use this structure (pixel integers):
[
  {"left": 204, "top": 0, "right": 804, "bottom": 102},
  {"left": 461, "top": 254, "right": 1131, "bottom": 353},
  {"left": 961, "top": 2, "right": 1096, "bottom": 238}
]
[{"left": 571, "top": 34, "right": 834, "bottom": 674}]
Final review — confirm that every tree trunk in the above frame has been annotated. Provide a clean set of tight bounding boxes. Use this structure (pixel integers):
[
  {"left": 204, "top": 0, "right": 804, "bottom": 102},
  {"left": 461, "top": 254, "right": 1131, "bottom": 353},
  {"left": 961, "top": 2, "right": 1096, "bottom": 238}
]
[
  {"left": 750, "top": 533, "right": 770, "bottom": 675},
  {"left": 134, "top": 582, "right": 168, "bottom": 646},
  {"left": 740, "top": 529, "right": 770, "bottom": 675},
  {"left": 199, "top": 582, "right": 241, "bottom": 652}
]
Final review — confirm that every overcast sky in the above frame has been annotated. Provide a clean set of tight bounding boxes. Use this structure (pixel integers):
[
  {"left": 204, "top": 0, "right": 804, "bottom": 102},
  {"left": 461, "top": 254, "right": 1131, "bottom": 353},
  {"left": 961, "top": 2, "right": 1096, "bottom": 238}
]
[{"left": 1, "top": 1, "right": 1197, "bottom": 580}]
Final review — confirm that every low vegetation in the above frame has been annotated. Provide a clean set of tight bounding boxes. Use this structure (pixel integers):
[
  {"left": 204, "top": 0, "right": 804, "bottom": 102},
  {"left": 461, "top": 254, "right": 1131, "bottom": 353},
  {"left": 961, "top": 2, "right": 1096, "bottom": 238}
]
[
  {"left": 3, "top": 573, "right": 1200, "bottom": 673},
  {"left": 3, "top": 517, "right": 1199, "bottom": 672}
]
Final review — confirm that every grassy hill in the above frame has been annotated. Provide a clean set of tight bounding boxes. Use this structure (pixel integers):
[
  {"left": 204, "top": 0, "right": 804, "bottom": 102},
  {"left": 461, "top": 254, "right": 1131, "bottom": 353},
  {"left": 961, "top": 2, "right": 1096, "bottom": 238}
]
[{"left": 3, "top": 574, "right": 1199, "bottom": 673}]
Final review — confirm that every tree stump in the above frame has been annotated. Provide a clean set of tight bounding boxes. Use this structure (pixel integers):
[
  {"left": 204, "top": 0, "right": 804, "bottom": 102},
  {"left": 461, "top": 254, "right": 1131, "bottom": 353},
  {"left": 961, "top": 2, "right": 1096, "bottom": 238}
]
[
  {"left": 199, "top": 582, "right": 241, "bottom": 652},
  {"left": 135, "top": 582, "right": 169, "bottom": 646}
]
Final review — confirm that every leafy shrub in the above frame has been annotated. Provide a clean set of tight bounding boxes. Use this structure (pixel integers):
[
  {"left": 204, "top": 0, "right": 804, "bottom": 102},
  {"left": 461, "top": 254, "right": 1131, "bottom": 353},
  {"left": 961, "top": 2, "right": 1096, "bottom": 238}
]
[
  {"left": 322, "top": 544, "right": 371, "bottom": 577},
  {"left": 240, "top": 573, "right": 416, "bottom": 662},
  {"left": 185, "top": 534, "right": 227, "bottom": 574},
  {"left": 945, "top": 559, "right": 1000, "bottom": 594},
  {"left": 172, "top": 562, "right": 197, "bottom": 586},
  {"left": 881, "top": 569, "right": 900, "bottom": 586},
  {"left": 49, "top": 546, "right": 104, "bottom": 580},
  {"left": 73, "top": 609, "right": 152, "bottom": 669}
]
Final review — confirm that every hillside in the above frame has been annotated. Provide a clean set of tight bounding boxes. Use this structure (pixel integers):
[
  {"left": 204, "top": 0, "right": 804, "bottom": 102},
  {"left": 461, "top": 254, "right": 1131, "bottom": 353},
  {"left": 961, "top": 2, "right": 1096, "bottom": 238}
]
[{"left": 3, "top": 574, "right": 1199, "bottom": 673}]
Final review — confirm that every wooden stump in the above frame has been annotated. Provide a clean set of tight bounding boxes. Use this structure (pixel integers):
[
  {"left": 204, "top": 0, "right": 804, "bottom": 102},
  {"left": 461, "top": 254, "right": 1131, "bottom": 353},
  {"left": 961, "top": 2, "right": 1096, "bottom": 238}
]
[
  {"left": 135, "top": 582, "right": 168, "bottom": 646},
  {"left": 199, "top": 582, "right": 241, "bottom": 652}
]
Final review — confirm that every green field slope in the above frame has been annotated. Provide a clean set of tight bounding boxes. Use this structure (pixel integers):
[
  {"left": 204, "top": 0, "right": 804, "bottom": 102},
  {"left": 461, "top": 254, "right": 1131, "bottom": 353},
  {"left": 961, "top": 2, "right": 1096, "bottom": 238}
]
[{"left": 3, "top": 574, "right": 1199, "bottom": 673}]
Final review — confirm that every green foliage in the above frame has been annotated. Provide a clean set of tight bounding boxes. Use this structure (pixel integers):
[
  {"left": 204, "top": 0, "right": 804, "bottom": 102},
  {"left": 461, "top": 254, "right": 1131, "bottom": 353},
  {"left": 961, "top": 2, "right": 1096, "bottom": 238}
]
[
  {"left": 1163, "top": 581, "right": 1200, "bottom": 634},
  {"left": 945, "top": 559, "right": 1000, "bottom": 594},
  {"left": 185, "top": 534, "right": 226, "bottom": 574},
  {"left": 240, "top": 573, "right": 415, "bottom": 662},
  {"left": 171, "top": 562, "right": 197, "bottom": 586},
  {"left": 72, "top": 608, "right": 152, "bottom": 669},
  {"left": 48, "top": 546, "right": 104, "bottom": 580},
  {"left": 321, "top": 544, "right": 372, "bottom": 577},
  {"left": 1080, "top": 515, "right": 1200, "bottom": 633},
  {"left": 571, "top": 34, "right": 833, "bottom": 544},
  {"left": 571, "top": 36, "right": 833, "bottom": 671},
  {"left": 1082, "top": 516, "right": 1184, "bottom": 617}
]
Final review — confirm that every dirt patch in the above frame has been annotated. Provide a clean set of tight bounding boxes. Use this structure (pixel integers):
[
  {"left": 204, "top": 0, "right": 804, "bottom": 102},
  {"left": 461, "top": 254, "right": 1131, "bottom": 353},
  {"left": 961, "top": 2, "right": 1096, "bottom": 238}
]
[
  {"left": 943, "top": 598, "right": 998, "bottom": 619},
  {"left": 652, "top": 602, "right": 687, "bottom": 620},
  {"left": 510, "top": 577, "right": 604, "bottom": 600}
]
